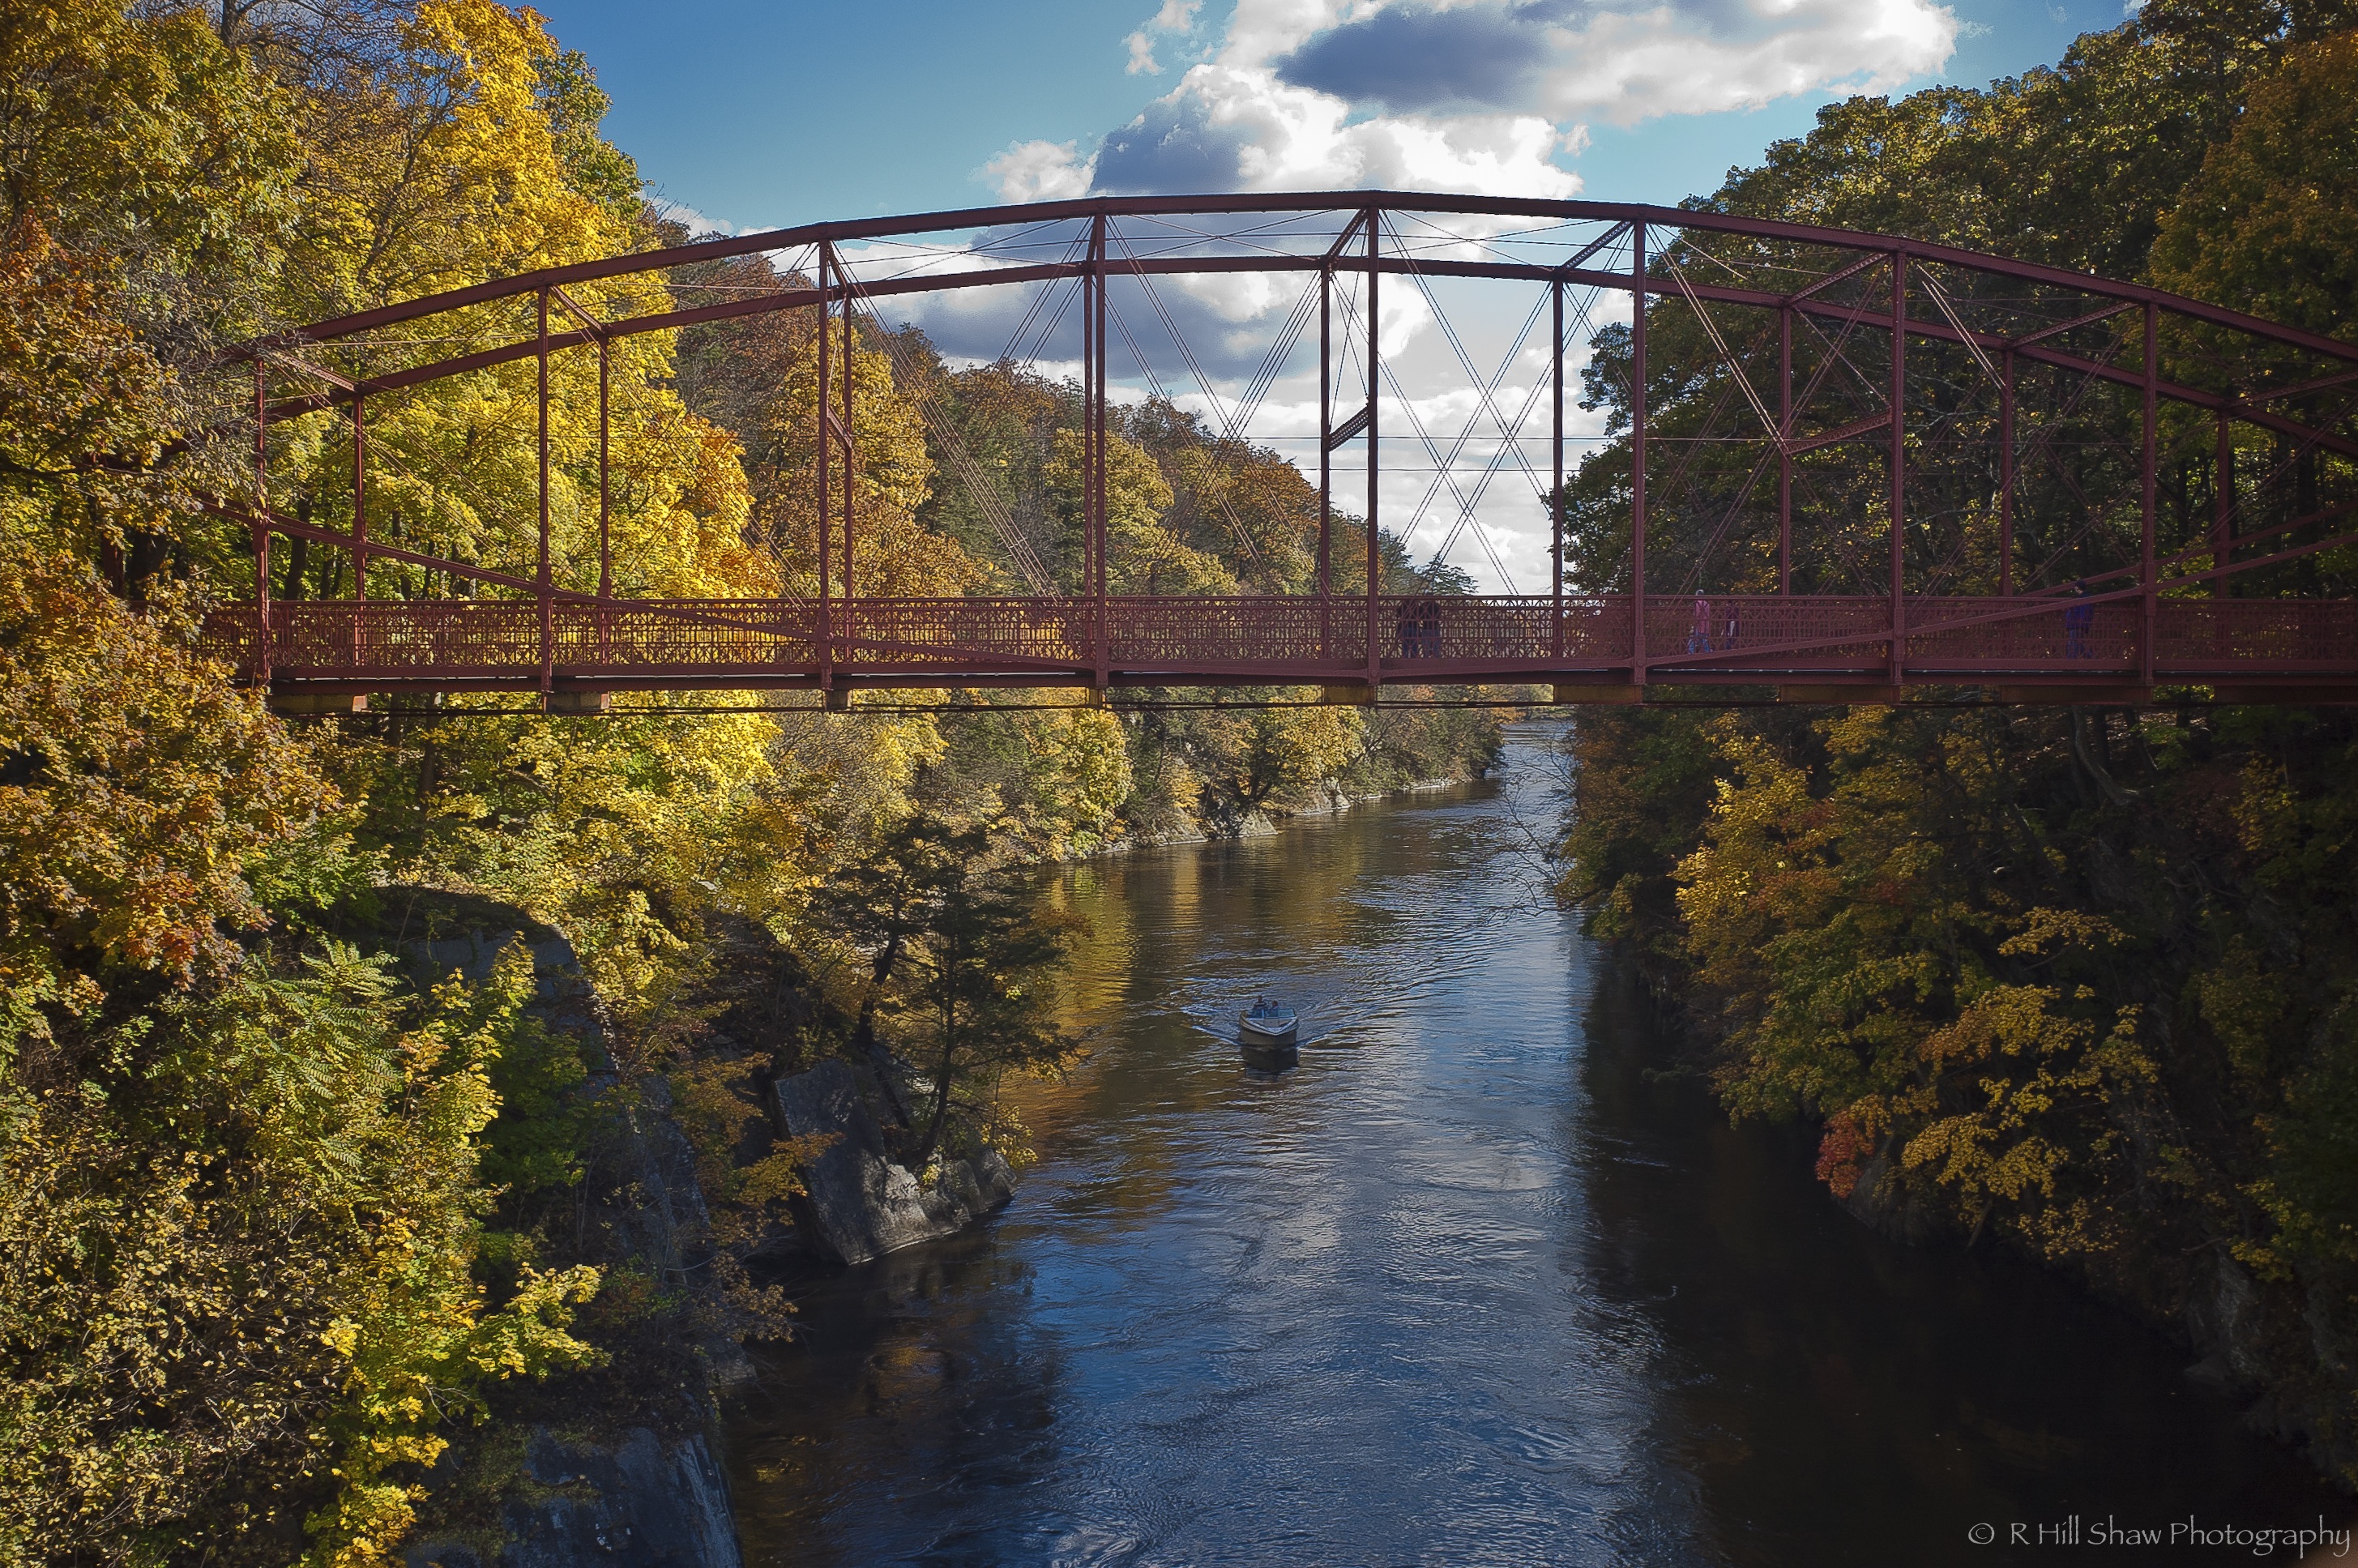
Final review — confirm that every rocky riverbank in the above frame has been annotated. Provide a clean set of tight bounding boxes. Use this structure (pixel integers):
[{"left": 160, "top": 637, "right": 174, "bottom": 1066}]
[{"left": 378, "top": 890, "right": 1048, "bottom": 1566}]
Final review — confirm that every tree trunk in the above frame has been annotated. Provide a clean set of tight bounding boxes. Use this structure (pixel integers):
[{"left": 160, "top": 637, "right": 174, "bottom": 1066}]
[
  {"left": 913, "top": 972, "right": 958, "bottom": 1173},
  {"left": 283, "top": 533, "right": 310, "bottom": 600},
  {"left": 2070, "top": 707, "right": 2134, "bottom": 807},
  {"left": 852, "top": 932, "right": 913, "bottom": 1127}
]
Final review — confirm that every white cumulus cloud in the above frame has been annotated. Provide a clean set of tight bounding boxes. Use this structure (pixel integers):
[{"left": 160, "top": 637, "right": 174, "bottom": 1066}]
[
  {"left": 980, "top": 139, "right": 1097, "bottom": 203},
  {"left": 994, "top": 62, "right": 1579, "bottom": 202},
  {"left": 1125, "top": 0, "right": 1206, "bottom": 75},
  {"left": 987, "top": 0, "right": 1957, "bottom": 201},
  {"left": 1525, "top": 0, "right": 1959, "bottom": 123}
]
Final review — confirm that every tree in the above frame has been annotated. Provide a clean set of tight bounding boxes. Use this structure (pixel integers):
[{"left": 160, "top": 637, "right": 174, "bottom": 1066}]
[
  {"left": 742, "top": 320, "right": 981, "bottom": 599},
  {"left": 899, "top": 865, "right": 1082, "bottom": 1173},
  {"left": 1553, "top": 0, "right": 2358, "bottom": 1485},
  {"left": 1044, "top": 425, "right": 1234, "bottom": 595},
  {"left": 1196, "top": 704, "right": 1363, "bottom": 815},
  {"left": 2150, "top": 29, "right": 2358, "bottom": 340},
  {"left": 808, "top": 814, "right": 989, "bottom": 1126},
  {"left": 808, "top": 811, "right": 1083, "bottom": 1169},
  {"left": 1, "top": 934, "right": 601, "bottom": 1567}
]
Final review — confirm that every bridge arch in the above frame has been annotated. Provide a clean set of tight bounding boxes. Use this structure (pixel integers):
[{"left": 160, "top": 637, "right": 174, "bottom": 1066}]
[{"left": 206, "top": 193, "right": 2358, "bottom": 707}]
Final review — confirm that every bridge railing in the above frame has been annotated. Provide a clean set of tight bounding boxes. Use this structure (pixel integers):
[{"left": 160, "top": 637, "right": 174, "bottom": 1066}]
[
  {"left": 197, "top": 592, "right": 2356, "bottom": 688},
  {"left": 850, "top": 597, "right": 1090, "bottom": 667},
  {"left": 200, "top": 598, "right": 822, "bottom": 679},
  {"left": 2151, "top": 597, "right": 2358, "bottom": 673}
]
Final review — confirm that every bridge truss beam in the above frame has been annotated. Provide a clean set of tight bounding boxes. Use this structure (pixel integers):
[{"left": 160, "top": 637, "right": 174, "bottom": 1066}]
[{"left": 204, "top": 192, "right": 2358, "bottom": 707}]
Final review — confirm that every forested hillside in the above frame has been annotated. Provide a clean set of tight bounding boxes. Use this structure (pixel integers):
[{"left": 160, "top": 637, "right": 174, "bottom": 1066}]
[
  {"left": 12, "top": 0, "right": 2354, "bottom": 1554},
  {"left": 1554, "top": 0, "right": 2358, "bottom": 1485},
  {"left": 0, "top": 2, "right": 1499, "bottom": 1562}
]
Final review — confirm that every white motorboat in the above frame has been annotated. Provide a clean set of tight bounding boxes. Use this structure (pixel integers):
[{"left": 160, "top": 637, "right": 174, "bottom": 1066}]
[{"left": 1238, "top": 996, "right": 1299, "bottom": 1049}]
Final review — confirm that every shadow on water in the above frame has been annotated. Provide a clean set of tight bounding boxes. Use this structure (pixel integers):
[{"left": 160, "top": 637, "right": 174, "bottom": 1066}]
[
  {"left": 1574, "top": 975, "right": 2352, "bottom": 1566},
  {"left": 725, "top": 728, "right": 2353, "bottom": 1566}
]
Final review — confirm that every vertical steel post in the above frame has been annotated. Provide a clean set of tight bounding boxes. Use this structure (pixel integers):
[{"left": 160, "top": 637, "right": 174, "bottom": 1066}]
[
  {"left": 1090, "top": 211, "right": 1109, "bottom": 686},
  {"left": 1319, "top": 261, "right": 1331, "bottom": 661},
  {"left": 840, "top": 256, "right": 857, "bottom": 662},
  {"left": 2213, "top": 409, "right": 2232, "bottom": 596},
  {"left": 1629, "top": 222, "right": 1647, "bottom": 684},
  {"left": 253, "top": 358, "right": 271, "bottom": 687},
  {"left": 597, "top": 338, "right": 611, "bottom": 600},
  {"left": 1777, "top": 303, "right": 1792, "bottom": 595},
  {"left": 537, "top": 287, "right": 553, "bottom": 700},
  {"left": 352, "top": 393, "right": 367, "bottom": 604},
  {"left": 1887, "top": 254, "right": 1906, "bottom": 688},
  {"left": 2141, "top": 301, "right": 2158, "bottom": 684},
  {"left": 352, "top": 391, "right": 367, "bottom": 671},
  {"left": 839, "top": 266, "right": 858, "bottom": 600},
  {"left": 1364, "top": 207, "right": 1380, "bottom": 691},
  {"left": 596, "top": 334, "right": 611, "bottom": 671},
  {"left": 2000, "top": 348, "right": 2015, "bottom": 598},
  {"left": 1552, "top": 276, "right": 1565, "bottom": 658},
  {"left": 816, "top": 243, "right": 833, "bottom": 694},
  {"left": 1079, "top": 246, "right": 1091, "bottom": 610}
]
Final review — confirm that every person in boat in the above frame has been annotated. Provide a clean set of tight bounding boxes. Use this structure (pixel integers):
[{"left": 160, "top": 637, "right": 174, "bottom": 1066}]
[{"left": 1242, "top": 996, "right": 1294, "bottom": 1028}]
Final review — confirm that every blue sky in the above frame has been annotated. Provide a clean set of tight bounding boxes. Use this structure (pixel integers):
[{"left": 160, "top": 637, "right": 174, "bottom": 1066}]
[
  {"left": 540, "top": 0, "right": 2132, "bottom": 233},
  {"left": 534, "top": 0, "right": 2137, "bottom": 590}
]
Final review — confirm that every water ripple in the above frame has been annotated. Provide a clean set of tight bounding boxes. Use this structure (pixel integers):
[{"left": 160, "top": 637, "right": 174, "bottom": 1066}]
[{"left": 727, "top": 728, "right": 2352, "bottom": 1567}]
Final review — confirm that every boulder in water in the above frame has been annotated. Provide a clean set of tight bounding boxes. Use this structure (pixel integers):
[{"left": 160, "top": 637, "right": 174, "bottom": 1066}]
[{"left": 773, "top": 1059, "right": 1015, "bottom": 1265}]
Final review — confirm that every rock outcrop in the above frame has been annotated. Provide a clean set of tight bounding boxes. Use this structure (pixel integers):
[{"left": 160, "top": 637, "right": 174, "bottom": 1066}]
[
  {"left": 773, "top": 1058, "right": 1015, "bottom": 1266},
  {"left": 367, "top": 891, "right": 750, "bottom": 1563},
  {"left": 402, "top": 1428, "right": 740, "bottom": 1568},
  {"left": 382, "top": 891, "right": 605, "bottom": 1050}
]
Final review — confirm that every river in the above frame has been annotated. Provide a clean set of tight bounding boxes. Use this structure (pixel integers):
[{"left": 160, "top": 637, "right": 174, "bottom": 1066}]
[{"left": 724, "top": 725, "right": 2354, "bottom": 1566}]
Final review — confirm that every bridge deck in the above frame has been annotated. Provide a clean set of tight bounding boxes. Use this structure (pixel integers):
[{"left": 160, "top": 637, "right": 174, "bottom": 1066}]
[
  {"left": 218, "top": 196, "right": 2358, "bottom": 711},
  {"left": 203, "top": 593, "right": 2358, "bottom": 700}
]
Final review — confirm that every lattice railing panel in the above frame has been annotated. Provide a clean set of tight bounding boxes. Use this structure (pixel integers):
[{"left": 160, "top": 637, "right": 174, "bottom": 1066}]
[
  {"left": 850, "top": 597, "right": 1092, "bottom": 666},
  {"left": 2154, "top": 599, "right": 2358, "bottom": 671},
  {"left": 1903, "top": 596, "right": 2139, "bottom": 670},
  {"left": 1108, "top": 596, "right": 1344, "bottom": 666},
  {"left": 200, "top": 592, "right": 2356, "bottom": 690},
  {"left": 563, "top": 600, "right": 814, "bottom": 668},
  {"left": 1639, "top": 595, "right": 1891, "bottom": 668}
]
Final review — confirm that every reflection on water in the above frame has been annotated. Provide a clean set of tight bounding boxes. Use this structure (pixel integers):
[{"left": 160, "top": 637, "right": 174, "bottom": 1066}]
[{"left": 726, "top": 728, "right": 2352, "bottom": 1566}]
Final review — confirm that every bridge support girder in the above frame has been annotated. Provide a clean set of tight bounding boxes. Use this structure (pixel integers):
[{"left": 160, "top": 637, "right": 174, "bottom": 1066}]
[
  {"left": 270, "top": 692, "right": 368, "bottom": 716},
  {"left": 1550, "top": 683, "right": 1645, "bottom": 705},
  {"left": 1993, "top": 685, "right": 2153, "bottom": 706},
  {"left": 1777, "top": 685, "right": 1904, "bottom": 705},
  {"left": 2209, "top": 686, "right": 2358, "bottom": 705}
]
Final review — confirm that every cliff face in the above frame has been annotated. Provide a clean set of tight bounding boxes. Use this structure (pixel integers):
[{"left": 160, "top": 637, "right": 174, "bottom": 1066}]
[
  {"left": 404, "top": 1429, "right": 739, "bottom": 1568},
  {"left": 377, "top": 893, "right": 752, "bottom": 1566}
]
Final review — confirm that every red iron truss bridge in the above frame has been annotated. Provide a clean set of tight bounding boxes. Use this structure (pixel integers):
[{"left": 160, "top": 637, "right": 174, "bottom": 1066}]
[{"left": 204, "top": 194, "right": 2358, "bottom": 709}]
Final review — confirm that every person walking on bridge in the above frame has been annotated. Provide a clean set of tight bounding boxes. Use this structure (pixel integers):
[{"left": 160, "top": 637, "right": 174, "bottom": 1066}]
[{"left": 2065, "top": 579, "right": 2096, "bottom": 660}]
